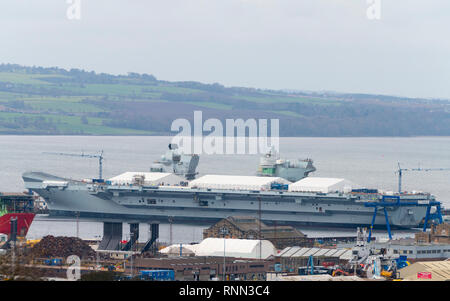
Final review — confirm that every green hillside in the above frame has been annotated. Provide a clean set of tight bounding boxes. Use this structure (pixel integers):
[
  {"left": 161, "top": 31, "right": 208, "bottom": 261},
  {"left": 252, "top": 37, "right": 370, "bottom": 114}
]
[{"left": 0, "top": 64, "right": 449, "bottom": 136}]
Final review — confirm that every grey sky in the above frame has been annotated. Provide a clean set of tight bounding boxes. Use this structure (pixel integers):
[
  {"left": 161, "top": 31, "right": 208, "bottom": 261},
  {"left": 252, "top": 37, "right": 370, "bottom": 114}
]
[{"left": 1, "top": 0, "right": 449, "bottom": 99}]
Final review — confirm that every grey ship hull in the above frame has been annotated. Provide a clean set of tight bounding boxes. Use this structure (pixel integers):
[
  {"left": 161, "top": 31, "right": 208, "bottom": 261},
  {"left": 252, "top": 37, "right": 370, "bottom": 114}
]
[{"left": 23, "top": 172, "right": 429, "bottom": 229}]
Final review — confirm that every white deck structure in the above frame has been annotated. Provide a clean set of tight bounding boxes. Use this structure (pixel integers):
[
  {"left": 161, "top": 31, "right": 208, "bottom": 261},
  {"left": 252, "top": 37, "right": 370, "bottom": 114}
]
[
  {"left": 189, "top": 175, "right": 291, "bottom": 191},
  {"left": 288, "top": 177, "right": 357, "bottom": 193},
  {"left": 108, "top": 172, "right": 184, "bottom": 186}
]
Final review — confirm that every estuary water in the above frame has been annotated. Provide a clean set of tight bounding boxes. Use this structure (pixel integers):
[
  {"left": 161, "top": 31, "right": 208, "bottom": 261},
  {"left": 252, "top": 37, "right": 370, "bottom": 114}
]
[{"left": 1, "top": 135, "right": 449, "bottom": 242}]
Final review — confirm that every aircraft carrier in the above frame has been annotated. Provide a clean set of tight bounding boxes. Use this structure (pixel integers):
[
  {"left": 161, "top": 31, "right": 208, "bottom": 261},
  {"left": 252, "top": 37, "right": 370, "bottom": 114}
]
[{"left": 22, "top": 145, "right": 437, "bottom": 229}]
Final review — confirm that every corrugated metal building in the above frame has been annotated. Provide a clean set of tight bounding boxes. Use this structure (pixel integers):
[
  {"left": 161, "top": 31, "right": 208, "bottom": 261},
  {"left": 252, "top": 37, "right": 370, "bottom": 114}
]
[
  {"left": 278, "top": 246, "right": 352, "bottom": 272},
  {"left": 415, "top": 223, "right": 450, "bottom": 244}
]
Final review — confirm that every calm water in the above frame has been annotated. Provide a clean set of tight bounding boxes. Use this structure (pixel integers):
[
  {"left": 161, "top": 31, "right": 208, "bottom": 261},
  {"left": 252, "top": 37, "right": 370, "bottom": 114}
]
[{"left": 1, "top": 135, "right": 449, "bottom": 242}]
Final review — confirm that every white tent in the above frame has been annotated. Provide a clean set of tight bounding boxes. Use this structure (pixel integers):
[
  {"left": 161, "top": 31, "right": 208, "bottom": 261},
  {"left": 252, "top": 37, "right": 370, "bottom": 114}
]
[
  {"left": 108, "top": 172, "right": 184, "bottom": 186},
  {"left": 189, "top": 175, "right": 291, "bottom": 191},
  {"left": 193, "top": 238, "right": 277, "bottom": 259},
  {"left": 159, "top": 244, "right": 197, "bottom": 256},
  {"left": 288, "top": 177, "right": 357, "bottom": 193}
]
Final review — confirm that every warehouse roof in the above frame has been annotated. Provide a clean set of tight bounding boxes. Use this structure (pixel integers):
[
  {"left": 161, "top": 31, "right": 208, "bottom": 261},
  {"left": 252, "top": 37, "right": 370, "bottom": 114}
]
[
  {"left": 291, "top": 248, "right": 311, "bottom": 257},
  {"left": 302, "top": 248, "right": 322, "bottom": 257},
  {"left": 322, "top": 249, "right": 340, "bottom": 257},
  {"left": 189, "top": 175, "right": 291, "bottom": 191},
  {"left": 278, "top": 247, "right": 292, "bottom": 257},
  {"left": 288, "top": 177, "right": 357, "bottom": 193},
  {"left": 281, "top": 246, "right": 302, "bottom": 257},
  {"left": 338, "top": 250, "right": 353, "bottom": 260},
  {"left": 399, "top": 260, "right": 450, "bottom": 281},
  {"left": 314, "top": 248, "right": 332, "bottom": 257},
  {"left": 278, "top": 247, "right": 352, "bottom": 260},
  {"left": 331, "top": 249, "right": 348, "bottom": 258}
]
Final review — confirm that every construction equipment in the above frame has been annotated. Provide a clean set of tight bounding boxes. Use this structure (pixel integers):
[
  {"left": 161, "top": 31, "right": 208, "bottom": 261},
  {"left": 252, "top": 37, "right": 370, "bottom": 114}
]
[
  {"left": 26, "top": 239, "right": 41, "bottom": 247},
  {"left": 307, "top": 255, "right": 314, "bottom": 275},
  {"left": 332, "top": 269, "right": 351, "bottom": 277},
  {"left": 337, "top": 228, "right": 411, "bottom": 280},
  {"left": 396, "top": 163, "right": 450, "bottom": 193},
  {"left": 363, "top": 253, "right": 409, "bottom": 280},
  {"left": 43, "top": 150, "right": 104, "bottom": 179},
  {"left": 298, "top": 255, "right": 334, "bottom": 275}
]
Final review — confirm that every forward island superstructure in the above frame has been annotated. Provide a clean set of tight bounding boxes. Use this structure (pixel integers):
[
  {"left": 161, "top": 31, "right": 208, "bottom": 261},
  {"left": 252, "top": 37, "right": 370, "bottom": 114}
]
[{"left": 257, "top": 147, "right": 316, "bottom": 182}]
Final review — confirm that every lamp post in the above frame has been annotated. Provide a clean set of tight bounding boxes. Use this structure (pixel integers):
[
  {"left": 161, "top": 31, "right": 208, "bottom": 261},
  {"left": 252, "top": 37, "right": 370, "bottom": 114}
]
[
  {"left": 75, "top": 211, "right": 80, "bottom": 238},
  {"left": 219, "top": 227, "right": 229, "bottom": 281}
]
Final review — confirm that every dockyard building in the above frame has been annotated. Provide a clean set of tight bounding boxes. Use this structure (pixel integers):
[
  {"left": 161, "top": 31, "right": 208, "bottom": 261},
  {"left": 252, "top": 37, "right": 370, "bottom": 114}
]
[
  {"left": 202, "top": 216, "right": 312, "bottom": 249},
  {"left": 277, "top": 246, "right": 353, "bottom": 273},
  {"left": 415, "top": 223, "right": 450, "bottom": 244},
  {"left": 128, "top": 256, "right": 273, "bottom": 281},
  {"left": 398, "top": 260, "right": 450, "bottom": 281},
  {"left": 337, "top": 231, "right": 450, "bottom": 262}
]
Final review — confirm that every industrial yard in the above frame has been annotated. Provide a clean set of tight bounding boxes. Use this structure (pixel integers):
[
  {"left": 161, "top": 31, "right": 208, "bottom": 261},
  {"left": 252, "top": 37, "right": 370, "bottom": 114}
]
[
  {"left": 1, "top": 207, "right": 449, "bottom": 281},
  {"left": 3, "top": 148, "right": 450, "bottom": 282}
]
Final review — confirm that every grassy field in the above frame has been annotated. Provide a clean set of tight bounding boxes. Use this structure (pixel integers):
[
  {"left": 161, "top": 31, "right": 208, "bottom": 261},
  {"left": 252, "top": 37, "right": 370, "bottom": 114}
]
[
  {"left": 234, "top": 94, "right": 341, "bottom": 105},
  {"left": 0, "top": 112, "right": 151, "bottom": 135},
  {"left": 0, "top": 72, "right": 65, "bottom": 85},
  {"left": 1, "top": 66, "right": 326, "bottom": 134},
  {"left": 1, "top": 64, "right": 448, "bottom": 136}
]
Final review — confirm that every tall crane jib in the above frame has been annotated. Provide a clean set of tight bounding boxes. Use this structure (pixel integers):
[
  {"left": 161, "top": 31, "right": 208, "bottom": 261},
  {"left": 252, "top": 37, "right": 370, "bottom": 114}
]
[
  {"left": 43, "top": 150, "right": 104, "bottom": 180},
  {"left": 396, "top": 163, "right": 450, "bottom": 193}
]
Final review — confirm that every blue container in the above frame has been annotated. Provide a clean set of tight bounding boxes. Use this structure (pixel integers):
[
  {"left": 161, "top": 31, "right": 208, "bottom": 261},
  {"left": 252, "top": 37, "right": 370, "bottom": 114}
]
[
  {"left": 271, "top": 183, "right": 289, "bottom": 190},
  {"left": 52, "top": 258, "right": 62, "bottom": 266},
  {"left": 140, "top": 270, "right": 175, "bottom": 281},
  {"left": 274, "top": 264, "right": 282, "bottom": 272}
]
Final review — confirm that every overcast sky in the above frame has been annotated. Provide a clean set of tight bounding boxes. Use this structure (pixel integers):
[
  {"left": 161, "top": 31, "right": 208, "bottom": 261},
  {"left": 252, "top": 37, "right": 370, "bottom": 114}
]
[{"left": 1, "top": 0, "right": 449, "bottom": 99}]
